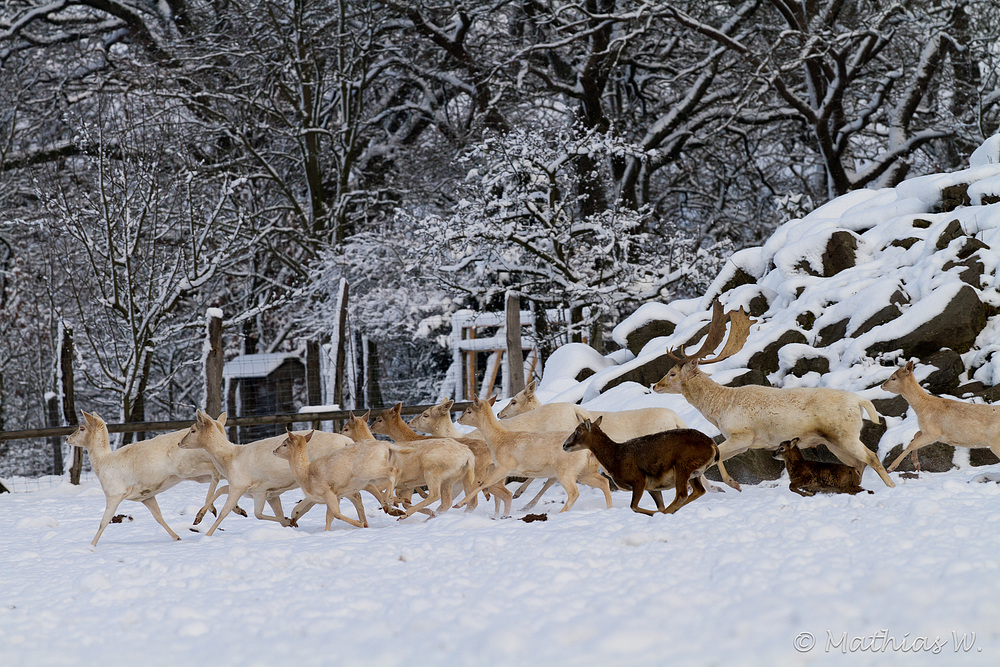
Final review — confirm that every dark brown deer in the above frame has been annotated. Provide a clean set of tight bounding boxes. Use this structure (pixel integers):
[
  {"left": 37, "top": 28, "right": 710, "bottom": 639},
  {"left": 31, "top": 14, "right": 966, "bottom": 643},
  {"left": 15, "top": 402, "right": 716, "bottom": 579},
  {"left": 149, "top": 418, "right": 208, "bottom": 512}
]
[
  {"left": 561, "top": 417, "right": 719, "bottom": 515},
  {"left": 772, "top": 438, "right": 873, "bottom": 497}
]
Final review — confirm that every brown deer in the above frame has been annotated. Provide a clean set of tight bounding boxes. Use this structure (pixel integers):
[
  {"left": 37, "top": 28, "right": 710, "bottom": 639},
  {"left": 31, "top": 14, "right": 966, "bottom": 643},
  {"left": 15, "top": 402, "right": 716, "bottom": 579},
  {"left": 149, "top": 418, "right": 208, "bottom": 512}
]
[
  {"left": 561, "top": 417, "right": 719, "bottom": 515},
  {"left": 773, "top": 438, "right": 872, "bottom": 496}
]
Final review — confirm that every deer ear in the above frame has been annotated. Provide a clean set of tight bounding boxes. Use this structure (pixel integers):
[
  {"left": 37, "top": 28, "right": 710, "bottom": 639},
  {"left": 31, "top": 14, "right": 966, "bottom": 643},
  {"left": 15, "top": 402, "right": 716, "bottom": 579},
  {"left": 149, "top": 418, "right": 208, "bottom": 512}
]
[
  {"left": 305, "top": 430, "right": 314, "bottom": 442},
  {"left": 488, "top": 396, "right": 497, "bottom": 406},
  {"left": 217, "top": 412, "right": 227, "bottom": 427},
  {"left": 905, "top": 360, "right": 914, "bottom": 372},
  {"left": 393, "top": 402, "right": 402, "bottom": 413},
  {"left": 362, "top": 410, "right": 371, "bottom": 421},
  {"left": 525, "top": 380, "right": 536, "bottom": 394},
  {"left": 443, "top": 399, "right": 454, "bottom": 410},
  {"left": 592, "top": 415, "right": 603, "bottom": 427}
]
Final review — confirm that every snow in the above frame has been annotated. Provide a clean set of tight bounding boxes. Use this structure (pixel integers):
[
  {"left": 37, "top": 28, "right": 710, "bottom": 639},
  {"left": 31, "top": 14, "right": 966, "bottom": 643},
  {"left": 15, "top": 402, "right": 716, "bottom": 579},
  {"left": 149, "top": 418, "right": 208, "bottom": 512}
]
[
  {"left": 222, "top": 353, "right": 303, "bottom": 380},
  {"left": 2, "top": 467, "right": 999, "bottom": 665}
]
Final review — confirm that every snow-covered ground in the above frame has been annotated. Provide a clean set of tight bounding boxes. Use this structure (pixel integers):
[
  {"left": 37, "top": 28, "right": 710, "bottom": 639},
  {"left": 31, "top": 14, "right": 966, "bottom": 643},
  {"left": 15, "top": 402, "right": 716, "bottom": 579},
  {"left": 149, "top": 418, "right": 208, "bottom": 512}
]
[{"left": 3, "top": 465, "right": 999, "bottom": 666}]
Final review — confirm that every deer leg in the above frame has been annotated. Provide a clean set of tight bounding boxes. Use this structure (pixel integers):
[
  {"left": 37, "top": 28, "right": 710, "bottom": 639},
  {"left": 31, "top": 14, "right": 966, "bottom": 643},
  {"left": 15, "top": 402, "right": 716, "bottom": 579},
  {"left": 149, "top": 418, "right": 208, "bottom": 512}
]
[
  {"left": 290, "top": 499, "right": 317, "bottom": 526},
  {"left": 205, "top": 487, "right": 247, "bottom": 536},
  {"left": 511, "top": 478, "right": 534, "bottom": 500},
  {"left": 647, "top": 489, "right": 667, "bottom": 512},
  {"left": 555, "top": 473, "right": 581, "bottom": 513},
  {"left": 92, "top": 495, "right": 126, "bottom": 546},
  {"left": 520, "top": 477, "right": 557, "bottom": 510},
  {"left": 490, "top": 482, "right": 514, "bottom": 517},
  {"left": 322, "top": 489, "right": 364, "bottom": 530},
  {"left": 667, "top": 473, "right": 706, "bottom": 513},
  {"left": 716, "top": 433, "right": 755, "bottom": 492},
  {"left": 454, "top": 467, "right": 512, "bottom": 508},
  {"left": 661, "top": 474, "right": 692, "bottom": 514},
  {"left": 887, "top": 430, "right": 939, "bottom": 473},
  {"left": 346, "top": 493, "right": 368, "bottom": 527},
  {"left": 628, "top": 479, "right": 656, "bottom": 516},
  {"left": 141, "top": 497, "right": 182, "bottom": 541},
  {"left": 194, "top": 484, "right": 228, "bottom": 525},
  {"left": 577, "top": 469, "right": 613, "bottom": 508}
]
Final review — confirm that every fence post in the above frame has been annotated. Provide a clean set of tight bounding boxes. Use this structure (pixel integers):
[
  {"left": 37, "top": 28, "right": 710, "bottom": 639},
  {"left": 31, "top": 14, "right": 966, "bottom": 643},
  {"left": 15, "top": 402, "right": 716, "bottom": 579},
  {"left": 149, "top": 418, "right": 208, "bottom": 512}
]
[
  {"left": 59, "top": 324, "right": 82, "bottom": 484},
  {"left": 205, "top": 309, "right": 224, "bottom": 419},
  {"left": 306, "top": 339, "right": 322, "bottom": 429},
  {"left": 506, "top": 291, "right": 525, "bottom": 396},
  {"left": 45, "top": 392, "right": 63, "bottom": 475}
]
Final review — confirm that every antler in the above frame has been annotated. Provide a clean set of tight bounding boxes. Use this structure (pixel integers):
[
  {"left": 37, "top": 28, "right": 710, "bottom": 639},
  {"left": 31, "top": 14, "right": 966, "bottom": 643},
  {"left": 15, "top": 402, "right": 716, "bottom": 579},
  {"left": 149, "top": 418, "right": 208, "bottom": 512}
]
[{"left": 667, "top": 300, "right": 756, "bottom": 365}]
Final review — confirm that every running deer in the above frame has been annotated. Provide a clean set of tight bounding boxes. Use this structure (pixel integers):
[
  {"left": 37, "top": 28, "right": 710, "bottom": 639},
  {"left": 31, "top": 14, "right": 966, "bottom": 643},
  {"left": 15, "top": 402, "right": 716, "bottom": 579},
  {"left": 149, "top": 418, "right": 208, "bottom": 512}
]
[
  {"left": 178, "top": 410, "right": 358, "bottom": 535},
  {"left": 341, "top": 410, "right": 476, "bottom": 518},
  {"left": 881, "top": 360, "right": 1000, "bottom": 471},
  {"left": 453, "top": 395, "right": 613, "bottom": 513},
  {"left": 653, "top": 300, "right": 894, "bottom": 491},
  {"left": 562, "top": 417, "right": 718, "bottom": 515},
  {"left": 368, "top": 403, "right": 513, "bottom": 516},
  {"left": 66, "top": 411, "right": 223, "bottom": 546},
  {"left": 273, "top": 431, "right": 406, "bottom": 530}
]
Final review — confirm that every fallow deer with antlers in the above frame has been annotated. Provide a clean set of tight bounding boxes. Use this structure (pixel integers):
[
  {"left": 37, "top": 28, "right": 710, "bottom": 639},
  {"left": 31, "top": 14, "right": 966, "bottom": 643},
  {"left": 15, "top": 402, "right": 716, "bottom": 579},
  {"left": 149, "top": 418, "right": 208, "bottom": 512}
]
[{"left": 653, "top": 300, "right": 895, "bottom": 491}]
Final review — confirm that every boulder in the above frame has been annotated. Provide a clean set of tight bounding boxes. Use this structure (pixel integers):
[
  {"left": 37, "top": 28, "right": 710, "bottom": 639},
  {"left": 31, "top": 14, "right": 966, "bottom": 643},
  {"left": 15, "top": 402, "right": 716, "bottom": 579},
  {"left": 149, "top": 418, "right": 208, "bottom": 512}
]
[
  {"left": 789, "top": 355, "right": 830, "bottom": 377},
  {"left": 748, "top": 330, "right": 808, "bottom": 375},
  {"left": 934, "top": 219, "right": 965, "bottom": 250},
  {"left": 816, "top": 318, "right": 849, "bottom": 348},
  {"left": 942, "top": 254, "right": 985, "bottom": 288},
  {"left": 872, "top": 395, "right": 909, "bottom": 418},
  {"left": 867, "top": 285, "right": 986, "bottom": 358},
  {"left": 940, "top": 184, "right": 971, "bottom": 212},
  {"left": 821, "top": 230, "right": 859, "bottom": 277},
  {"left": 597, "top": 353, "right": 676, "bottom": 393},
  {"left": 921, "top": 349, "right": 964, "bottom": 395},
  {"left": 624, "top": 319, "right": 676, "bottom": 356},
  {"left": 882, "top": 442, "right": 956, "bottom": 473}
]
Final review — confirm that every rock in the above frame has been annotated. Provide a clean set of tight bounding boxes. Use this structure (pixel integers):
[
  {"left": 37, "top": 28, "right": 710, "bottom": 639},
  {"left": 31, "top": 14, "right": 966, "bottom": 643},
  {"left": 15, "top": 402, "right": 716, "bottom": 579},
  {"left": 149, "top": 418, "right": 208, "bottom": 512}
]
[
  {"left": 725, "top": 369, "right": 771, "bottom": 388},
  {"left": 882, "top": 442, "right": 956, "bottom": 473},
  {"left": 789, "top": 355, "right": 830, "bottom": 377},
  {"left": 934, "top": 219, "right": 966, "bottom": 250},
  {"left": 872, "top": 395, "right": 909, "bottom": 418},
  {"left": 598, "top": 353, "right": 676, "bottom": 393},
  {"left": 921, "top": 349, "right": 964, "bottom": 395},
  {"left": 942, "top": 255, "right": 984, "bottom": 288},
  {"left": 748, "top": 330, "right": 808, "bottom": 375},
  {"left": 868, "top": 285, "right": 986, "bottom": 357},
  {"left": 704, "top": 446, "right": 784, "bottom": 486},
  {"left": 956, "top": 237, "right": 989, "bottom": 260},
  {"left": 821, "top": 230, "right": 859, "bottom": 276},
  {"left": 796, "top": 311, "right": 816, "bottom": 330},
  {"left": 940, "top": 184, "right": 971, "bottom": 212},
  {"left": 861, "top": 419, "right": 887, "bottom": 455},
  {"left": 971, "top": 449, "right": 1000, "bottom": 466},
  {"left": 625, "top": 319, "right": 676, "bottom": 356},
  {"left": 851, "top": 303, "right": 902, "bottom": 338},
  {"left": 912, "top": 218, "right": 933, "bottom": 229},
  {"left": 816, "top": 318, "right": 849, "bottom": 348},
  {"left": 889, "top": 237, "right": 919, "bottom": 250}
]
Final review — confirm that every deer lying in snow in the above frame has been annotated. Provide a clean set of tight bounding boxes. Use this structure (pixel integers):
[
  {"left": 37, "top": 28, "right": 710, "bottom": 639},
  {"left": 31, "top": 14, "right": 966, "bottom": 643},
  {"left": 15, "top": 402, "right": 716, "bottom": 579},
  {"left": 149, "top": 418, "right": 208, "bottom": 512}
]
[
  {"left": 274, "top": 431, "right": 406, "bottom": 530},
  {"left": 653, "top": 300, "right": 894, "bottom": 491},
  {"left": 178, "top": 410, "right": 369, "bottom": 535},
  {"left": 368, "top": 403, "right": 512, "bottom": 516},
  {"left": 66, "top": 411, "right": 223, "bottom": 546},
  {"left": 341, "top": 411, "right": 476, "bottom": 518},
  {"left": 881, "top": 360, "right": 1000, "bottom": 472},
  {"left": 562, "top": 417, "right": 718, "bottom": 515},
  {"left": 454, "top": 395, "right": 613, "bottom": 513},
  {"left": 773, "top": 438, "right": 872, "bottom": 496}
]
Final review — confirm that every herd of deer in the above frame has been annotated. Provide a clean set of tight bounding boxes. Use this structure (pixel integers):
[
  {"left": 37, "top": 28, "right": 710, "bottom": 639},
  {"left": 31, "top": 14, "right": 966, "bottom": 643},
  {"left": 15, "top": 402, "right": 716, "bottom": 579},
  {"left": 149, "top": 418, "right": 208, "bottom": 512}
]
[{"left": 64, "top": 301, "right": 1000, "bottom": 546}]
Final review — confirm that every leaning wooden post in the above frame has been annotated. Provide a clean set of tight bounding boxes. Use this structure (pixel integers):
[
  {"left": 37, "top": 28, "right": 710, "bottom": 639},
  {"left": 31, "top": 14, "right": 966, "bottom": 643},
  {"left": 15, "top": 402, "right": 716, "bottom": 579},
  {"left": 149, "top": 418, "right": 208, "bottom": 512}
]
[
  {"left": 506, "top": 291, "right": 525, "bottom": 396},
  {"left": 204, "top": 309, "right": 224, "bottom": 419},
  {"left": 45, "top": 393, "right": 63, "bottom": 476},
  {"left": 331, "top": 279, "right": 349, "bottom": 428},
  {"left": 59, "top": 324, "right": 82, "bottom": 484},
  {"left": 305, "top": 339, "right": 322, "bottom": 429}
]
